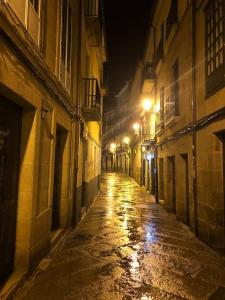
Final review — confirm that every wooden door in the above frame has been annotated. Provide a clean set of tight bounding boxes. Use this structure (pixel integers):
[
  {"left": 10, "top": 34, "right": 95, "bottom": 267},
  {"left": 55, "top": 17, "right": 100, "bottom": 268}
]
[
  {"left": 52, "top": 127, "right": 63, "bottom": 230},
  {"left": 0, "top": 98, "right": 21, "bottom": 282}
]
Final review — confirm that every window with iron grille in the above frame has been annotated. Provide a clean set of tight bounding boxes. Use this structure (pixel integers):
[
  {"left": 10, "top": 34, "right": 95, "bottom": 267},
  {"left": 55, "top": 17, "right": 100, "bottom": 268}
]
[{"left": 205, "top": 0, "right": 225, "bottom": 95}]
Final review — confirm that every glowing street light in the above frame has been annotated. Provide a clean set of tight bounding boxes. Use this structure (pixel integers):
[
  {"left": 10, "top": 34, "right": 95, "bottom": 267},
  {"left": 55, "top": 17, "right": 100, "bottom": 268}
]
[
  {"left": 123, "top": 136, "right": 130, "bottom": 144},
  {"left": 142, "top": 99, "right": 152, "bottom": 111},
  {"left": 133, "top": 123, "right": 140, "bottom": 131},
  {"left": 110, "top": 143, "right": 116, "bottom": 152}
]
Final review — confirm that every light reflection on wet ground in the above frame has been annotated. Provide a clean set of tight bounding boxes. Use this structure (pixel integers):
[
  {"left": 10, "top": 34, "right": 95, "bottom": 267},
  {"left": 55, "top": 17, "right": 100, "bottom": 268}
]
[{"left": 14, "top": 173, "right": 225, "bottom": 299}]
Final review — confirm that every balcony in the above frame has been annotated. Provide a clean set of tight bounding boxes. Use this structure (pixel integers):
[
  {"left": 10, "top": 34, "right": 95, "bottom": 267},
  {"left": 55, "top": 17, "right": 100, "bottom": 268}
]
[
  {"left": 154, "top": 37, "right": 164, "bottom": 68},
  {"left": 85, "top": 0, "right": 102, "bottom": 47},
  {"left": 141, "top": 122, "right": 155, "bottom": 145},
  {"left": 82, "top": 78, "right": 101, "bottom": 121},
  {"left": 141, "top": 63, "right": 155, "bottom": 93},
  {"left": 165, "top": 95, "right": 178, "bottom": 124},
  {"left": 116, "top": 144, "right": 129, "bottom": 153},
  {"left": 166, "top": 0, "right": 178, "bottom": 39}
]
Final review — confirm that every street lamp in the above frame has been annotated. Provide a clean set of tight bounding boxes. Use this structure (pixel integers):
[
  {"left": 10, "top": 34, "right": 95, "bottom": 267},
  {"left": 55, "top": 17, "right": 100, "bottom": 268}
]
[
  {"left": 142, "top": 99, "right": 152, "bottom": 111},
  {"left": 133, "top": 123, "right": 140, "bottom": 131},
  {"left": 110, "top": 143, "right": 116, "bottom": 152},
  {"left": 123, "top": 136, "right": 130, "bottom": 144}
]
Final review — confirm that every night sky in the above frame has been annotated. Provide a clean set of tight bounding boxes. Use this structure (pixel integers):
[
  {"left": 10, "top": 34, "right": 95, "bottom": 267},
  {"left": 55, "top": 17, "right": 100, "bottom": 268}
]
[{"left": 103, "top": 0, "right": 153, "bottom": 111}]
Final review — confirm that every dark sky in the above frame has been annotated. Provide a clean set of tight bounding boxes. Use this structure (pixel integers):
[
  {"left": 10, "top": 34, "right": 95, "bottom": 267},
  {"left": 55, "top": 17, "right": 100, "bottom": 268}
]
[{"left": 103, "top": 0, "right": 153, "bottom": 111}]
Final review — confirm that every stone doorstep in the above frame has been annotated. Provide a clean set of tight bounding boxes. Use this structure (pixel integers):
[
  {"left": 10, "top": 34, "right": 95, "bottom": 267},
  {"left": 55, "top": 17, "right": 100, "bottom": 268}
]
[
  {"left": 1, "top": 228, "right": 73, "bottom": 300},
  {"left": 3, "top": 191, "right": 101, "bottom": 299},
  {"left": 0, "top": 271, "right": 26, "bottom": 300}
]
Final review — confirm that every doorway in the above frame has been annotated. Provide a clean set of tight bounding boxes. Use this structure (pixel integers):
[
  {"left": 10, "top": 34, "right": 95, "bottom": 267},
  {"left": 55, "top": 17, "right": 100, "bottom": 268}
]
[
  {"left": 181, "top": 154, "right": 189, "bottom": 225},
  {"left": 159, "top": 158, "right": 164, "bottom": 201},
  {"left": 151, "top": 158, "right": 156, "bottom": 194},
  {"left": 0, "top": 98, "right": 21, "bottom": 283},
  {"left": 51, "top": 125, "right": 67, "bottom": 231},
  {"left": 168, "top": 156, "right": 176, "bottom": 213},
  {"left": 142, "top": 159, "right": 146, "bottom": 186}
]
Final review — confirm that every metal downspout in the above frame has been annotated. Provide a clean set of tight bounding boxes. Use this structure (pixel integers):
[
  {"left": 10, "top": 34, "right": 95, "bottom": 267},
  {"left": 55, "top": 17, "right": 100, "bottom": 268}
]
[{"left": 192, "top": 0, "right": 198, "bottom": 235}]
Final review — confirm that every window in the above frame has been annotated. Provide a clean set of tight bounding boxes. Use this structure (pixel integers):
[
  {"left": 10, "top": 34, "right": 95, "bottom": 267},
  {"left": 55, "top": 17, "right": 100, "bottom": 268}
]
[
  {"left": 154, "top": 23, "right": 164, "bottom": 67},
  {"left": 60, "top": 0, "right": 72, "bottom": 91},
  {"left": 205, "top": 0, "right": 225, "bottom": 95},
  {"left": 165, "top": 59, "right": 179, "bottom": 121},
  {"left": 166, "top": 0, "right": 178, "bottom": 39},
  {"left": 30, "top": 0, "right": 39, "bottom": 12},
  {"left": 7, "top": 0, "right": 45, "bottom": 47}
]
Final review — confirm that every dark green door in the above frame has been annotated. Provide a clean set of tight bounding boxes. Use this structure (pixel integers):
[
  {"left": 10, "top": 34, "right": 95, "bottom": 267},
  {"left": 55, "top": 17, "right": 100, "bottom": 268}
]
[{"left": 0, "top": 98, "right": 21, "bottom": 283}]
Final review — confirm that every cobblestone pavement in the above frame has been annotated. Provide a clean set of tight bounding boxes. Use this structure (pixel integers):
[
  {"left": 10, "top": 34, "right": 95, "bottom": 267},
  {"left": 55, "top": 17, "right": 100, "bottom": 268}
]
[{"left": 13, "top": 173, "right": 225, "bottom": 300}]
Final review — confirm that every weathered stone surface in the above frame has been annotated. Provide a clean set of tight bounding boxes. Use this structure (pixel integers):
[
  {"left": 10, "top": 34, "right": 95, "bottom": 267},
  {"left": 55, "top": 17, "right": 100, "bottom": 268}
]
[{"left": 13, "top": 173, "right": 225, "bottom": 300}]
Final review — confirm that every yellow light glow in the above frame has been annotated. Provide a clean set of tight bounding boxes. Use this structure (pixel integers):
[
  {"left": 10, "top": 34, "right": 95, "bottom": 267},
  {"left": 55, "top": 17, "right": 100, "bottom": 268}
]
[
  {"left": 110, "top": 143, "right": 116, "bottom": 152},
  {"left": 142, "top": 99, "right": 152, "bottom": 111},
  {"left": 133, "top": 123, "right": 140, "bottom": 131},
  {"left": 123, "top": 137, "right": 130, "bottom": 144}
]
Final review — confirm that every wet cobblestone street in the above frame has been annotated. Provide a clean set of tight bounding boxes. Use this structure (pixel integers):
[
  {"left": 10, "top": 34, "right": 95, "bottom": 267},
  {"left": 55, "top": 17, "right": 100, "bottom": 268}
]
[{"left": 13, "top": 173, "right": 225, "bottom": 300}]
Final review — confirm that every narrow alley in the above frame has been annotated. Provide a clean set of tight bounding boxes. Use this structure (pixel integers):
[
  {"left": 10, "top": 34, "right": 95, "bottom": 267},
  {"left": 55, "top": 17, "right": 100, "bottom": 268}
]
[{"left": 13, "top": 173, "right": 225, "bottom": 300}]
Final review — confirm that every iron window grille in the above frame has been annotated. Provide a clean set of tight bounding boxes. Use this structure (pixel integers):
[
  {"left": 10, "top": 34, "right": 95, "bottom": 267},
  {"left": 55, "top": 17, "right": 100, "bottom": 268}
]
[{"left": 83, "top": 78, "right": 101, "bottom": 108}]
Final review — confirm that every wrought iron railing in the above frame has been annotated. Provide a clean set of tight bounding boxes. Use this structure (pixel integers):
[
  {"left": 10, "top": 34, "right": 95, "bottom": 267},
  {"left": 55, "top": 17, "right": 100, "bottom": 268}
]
[
  {"left": 116, "top": 144, "right": 129, "bottom": 153},
  {"left": 142, "top": 62, "right": 155, "bottom": 82},
  {"left": 165, "top": 94, "right": 178, "bottom": 122},
  {"left": 83, "top": 78, "right": 101, "bottom": 108},
  {"left": 142, "top": 121, "right": 154, "bottom": 140}
]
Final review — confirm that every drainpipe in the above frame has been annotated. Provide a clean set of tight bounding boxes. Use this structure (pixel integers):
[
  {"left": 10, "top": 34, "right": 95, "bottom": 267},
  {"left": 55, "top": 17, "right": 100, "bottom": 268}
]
[
  {"left": 151, "top": 25, "right": 158, "bottom": 203},
  {"left": 192, "top": 0, "right": 198, "bottom": 235},
  {"left": 72, "top": 0, "right": 83, "bottom": 226}
]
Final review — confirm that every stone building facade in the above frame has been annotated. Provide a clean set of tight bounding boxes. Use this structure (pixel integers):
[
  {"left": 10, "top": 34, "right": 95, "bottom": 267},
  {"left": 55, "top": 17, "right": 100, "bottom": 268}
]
[
  {"left": 0, "top": 0, "right": 106, "bottom": 296},
  {"left": 138, "top": 0, "right": 225, "bottom": 250},
  {"left": 103, "top": 0, "right": 225, "bottom": 252}
]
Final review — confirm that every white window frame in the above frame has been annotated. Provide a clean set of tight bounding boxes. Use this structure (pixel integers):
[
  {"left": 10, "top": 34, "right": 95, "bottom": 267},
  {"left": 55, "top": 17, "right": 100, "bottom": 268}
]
[
  {"left": 59, "top": 0, "right": 72, "bottom": 92},
  {"left": 5, "top": 0, "right": 42, "bottom": 47}
]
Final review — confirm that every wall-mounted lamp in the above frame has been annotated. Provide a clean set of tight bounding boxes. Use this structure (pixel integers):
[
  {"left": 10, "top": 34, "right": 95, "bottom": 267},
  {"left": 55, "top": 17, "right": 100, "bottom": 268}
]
[{"left": 41, "top": 107, "right": 50, "bottom": 120}]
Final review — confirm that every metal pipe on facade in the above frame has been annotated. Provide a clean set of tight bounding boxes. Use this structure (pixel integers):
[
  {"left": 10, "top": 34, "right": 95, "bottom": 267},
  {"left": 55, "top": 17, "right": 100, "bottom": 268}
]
[{"left": 192, "top": 0, "right": 198, "bottom": 236}]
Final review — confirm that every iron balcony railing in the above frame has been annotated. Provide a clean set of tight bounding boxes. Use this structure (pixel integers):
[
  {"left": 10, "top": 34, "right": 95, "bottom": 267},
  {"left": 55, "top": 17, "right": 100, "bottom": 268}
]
[
  {"left": 165, "top": 94, "right": 178, "bottom": 122},
  {"left": 83, "top": 78, "right": 101, "bottom": 108},
  {"left": 166, "top": 0, "right": 178, "bottom": 39},
  {"left": 116, "top": 144, "right": 129, "bottom": 153},
  {"left": 141, "top": 121, "right": 154, "bottom": 141},
  {"left": 142, "top": 62, "right": 155, "bottom": 82}
]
